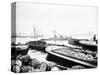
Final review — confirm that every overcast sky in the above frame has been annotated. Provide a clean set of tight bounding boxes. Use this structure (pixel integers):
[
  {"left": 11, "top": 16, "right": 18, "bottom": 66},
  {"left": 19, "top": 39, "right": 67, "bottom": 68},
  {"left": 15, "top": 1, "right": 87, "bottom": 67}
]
[{"left": 16, "top": 2, "right": 97, "bottom": 37}]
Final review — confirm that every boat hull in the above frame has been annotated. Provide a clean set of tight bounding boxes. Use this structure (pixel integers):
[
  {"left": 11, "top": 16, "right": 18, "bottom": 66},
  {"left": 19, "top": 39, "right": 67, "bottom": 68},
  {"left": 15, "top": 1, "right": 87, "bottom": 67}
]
[{"left": 68, "top": 39, "right": 97, "bottom": 51}]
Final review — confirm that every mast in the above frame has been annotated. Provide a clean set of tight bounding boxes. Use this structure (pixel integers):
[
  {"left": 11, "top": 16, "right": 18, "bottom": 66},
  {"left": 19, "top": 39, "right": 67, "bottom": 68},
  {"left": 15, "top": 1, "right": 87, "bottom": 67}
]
[
  {"left": 33, "top": 25, "right": 36, "bottom": 36},
  {"left": 53, "top": 30, "right": 57, "bottom": 38}
]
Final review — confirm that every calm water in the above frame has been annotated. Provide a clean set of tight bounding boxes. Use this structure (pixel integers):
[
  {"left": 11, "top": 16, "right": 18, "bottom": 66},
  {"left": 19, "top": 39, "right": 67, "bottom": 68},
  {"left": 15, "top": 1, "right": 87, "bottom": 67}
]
[
  {"left": 11, "top": 37, "right": 70, "bottom": 46},
  {"left": 11, "top": 35, "right": 93, "bottom": 45},
  {"left": 11, "top": 37, "right": 42, "bottom": 44}
]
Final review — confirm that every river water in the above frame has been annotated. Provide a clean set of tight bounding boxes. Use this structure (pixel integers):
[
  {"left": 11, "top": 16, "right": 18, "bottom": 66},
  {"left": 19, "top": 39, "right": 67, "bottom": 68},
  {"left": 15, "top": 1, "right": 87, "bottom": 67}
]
[
  {"left": 11, "top": 34, "right": 94, "bottom": 45},
  {"left": 11, "top": 37, "right": 42, "bottom": 44}
]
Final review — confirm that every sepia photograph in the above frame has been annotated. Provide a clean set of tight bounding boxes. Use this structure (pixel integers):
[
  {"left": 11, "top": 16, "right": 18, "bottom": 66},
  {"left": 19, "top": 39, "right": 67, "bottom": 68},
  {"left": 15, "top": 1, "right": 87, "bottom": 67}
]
[{"left": 11, "top": 2, "right": 98, "bottom": 73}]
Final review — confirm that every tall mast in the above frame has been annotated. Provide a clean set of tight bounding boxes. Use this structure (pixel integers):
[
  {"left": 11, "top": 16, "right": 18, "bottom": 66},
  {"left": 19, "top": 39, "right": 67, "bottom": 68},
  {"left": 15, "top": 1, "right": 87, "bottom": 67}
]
[
  {"left": 53, "top": 30, "right": 57, "bottom": 38},
  {"left": 33, "top": 25, "right": 36, "bottom": 36}
]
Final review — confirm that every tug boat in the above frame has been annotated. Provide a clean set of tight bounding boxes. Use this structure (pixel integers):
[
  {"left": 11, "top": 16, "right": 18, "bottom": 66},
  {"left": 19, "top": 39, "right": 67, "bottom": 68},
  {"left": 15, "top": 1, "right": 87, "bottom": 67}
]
[
  {"left": 27, "top": 40, "right": 47, "bottom": 52},
  {"left": 79, "top": 40, "right": 97, "bottom": 51},
  {"left": 68, "top": 38, "right": 97, "bottom": 51}
]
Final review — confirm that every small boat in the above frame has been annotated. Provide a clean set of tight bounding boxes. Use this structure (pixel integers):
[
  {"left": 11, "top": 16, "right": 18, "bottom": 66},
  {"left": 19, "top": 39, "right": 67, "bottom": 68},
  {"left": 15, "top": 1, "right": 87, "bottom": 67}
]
[
  {"left": 11, "top": 45, "right": 29, "bottom": 59},
  {"left": 68, "top": 38, "right": 97, "bottom": 51},
  {"left": 79, "top": 40, "right": 97, "bottom": 50},
  {"left": 68, "top": 38, "right": 81, "bottom": 45},
  {"left": 27, "top": 40, "right": 47, "bottom": 52}
]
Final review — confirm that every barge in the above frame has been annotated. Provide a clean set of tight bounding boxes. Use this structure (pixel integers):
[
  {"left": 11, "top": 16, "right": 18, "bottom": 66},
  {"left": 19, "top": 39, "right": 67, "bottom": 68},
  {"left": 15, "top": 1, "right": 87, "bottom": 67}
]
[{"left": 46, "top": 46, "right": 97, "bottom": 68}]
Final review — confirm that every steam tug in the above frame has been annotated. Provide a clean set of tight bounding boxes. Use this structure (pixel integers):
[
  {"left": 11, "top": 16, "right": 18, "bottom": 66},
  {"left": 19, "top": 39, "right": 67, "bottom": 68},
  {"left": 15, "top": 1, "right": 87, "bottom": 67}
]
[
  {"left": 27, "top": 40, "right": 47, "bottom": 52},
  {"left": 68, "top": 35, "right": 97, "bottom": 52}
]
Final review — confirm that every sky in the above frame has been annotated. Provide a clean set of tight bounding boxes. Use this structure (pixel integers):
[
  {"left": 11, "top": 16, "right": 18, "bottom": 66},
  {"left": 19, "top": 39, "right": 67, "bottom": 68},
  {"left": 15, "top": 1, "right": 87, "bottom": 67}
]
[{"left": 16, "top": 2, "right": 98, "bottom": 37}]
